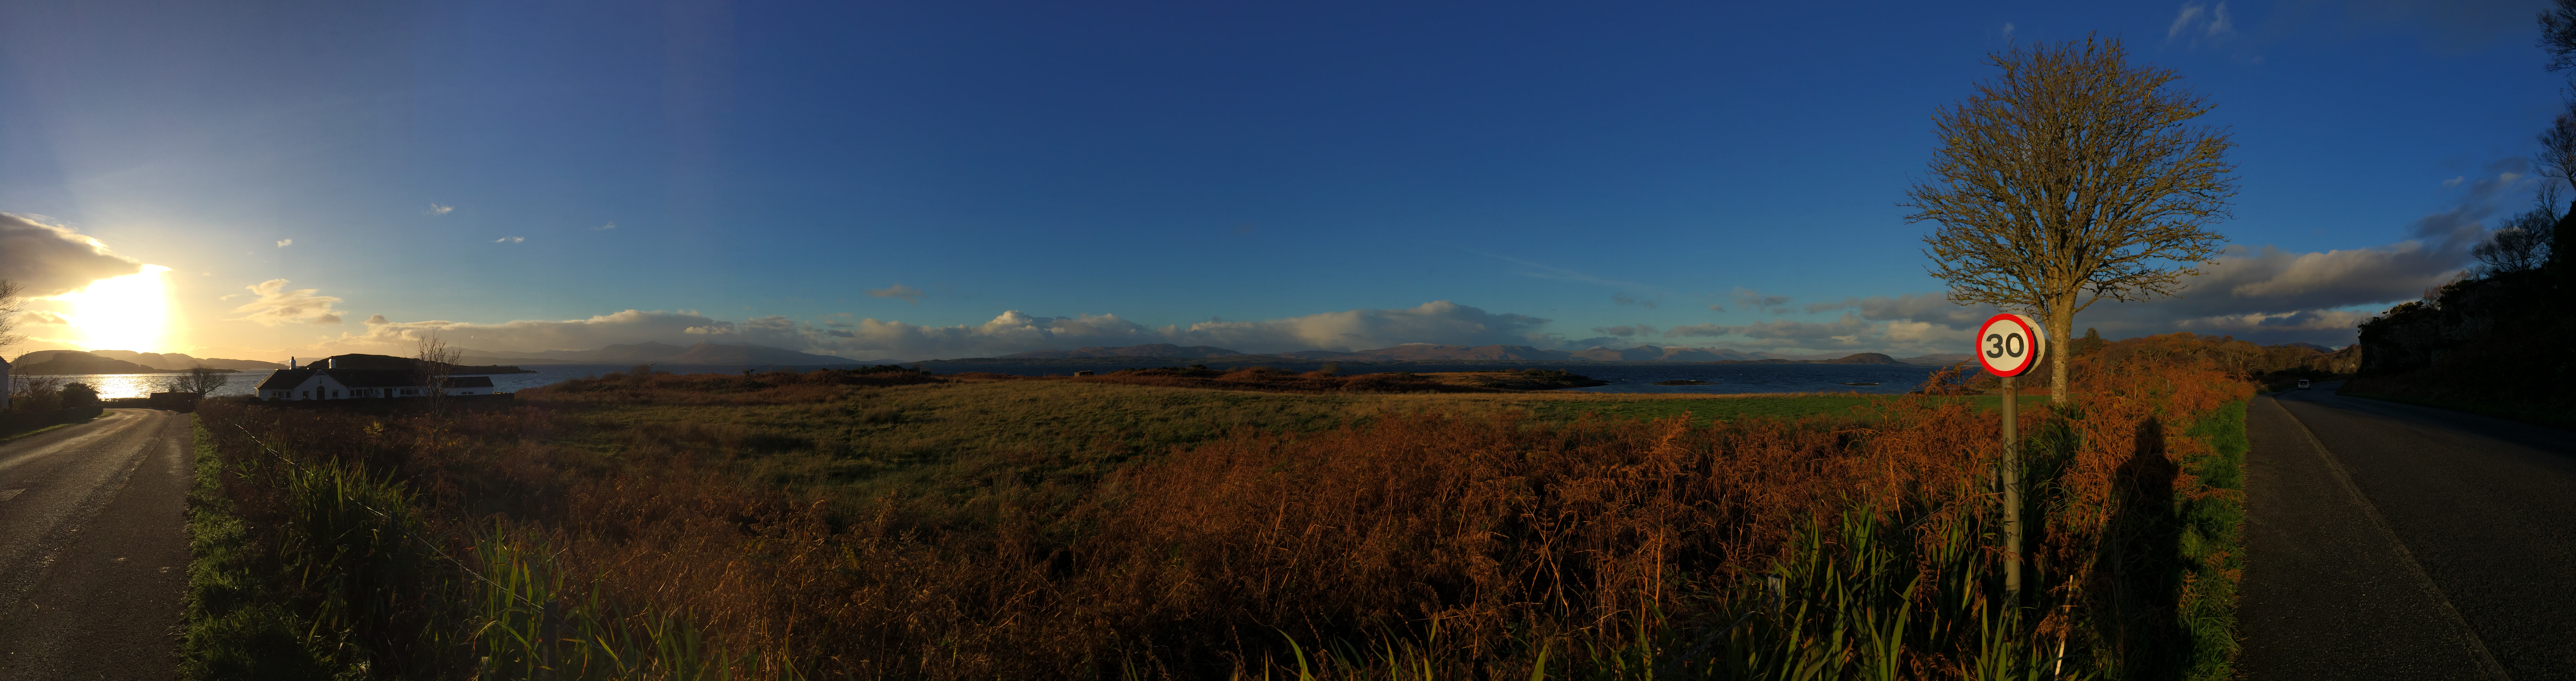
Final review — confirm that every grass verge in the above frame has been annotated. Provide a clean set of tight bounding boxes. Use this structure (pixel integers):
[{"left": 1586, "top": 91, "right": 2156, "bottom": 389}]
[
  {"left": 180, "top": 416, "right": 334, "bottom": 679},
  {"left": 0, "top": 420, "right": 82, "bottom": 446},
  {"left": 2177, "top": 399, "right": 2249, "bottom": 680}
]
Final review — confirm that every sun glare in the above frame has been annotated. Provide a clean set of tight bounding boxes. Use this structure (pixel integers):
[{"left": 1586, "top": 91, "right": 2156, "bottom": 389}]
[{"left": 54, "top": 265, "right": 173, "bottom": 352}]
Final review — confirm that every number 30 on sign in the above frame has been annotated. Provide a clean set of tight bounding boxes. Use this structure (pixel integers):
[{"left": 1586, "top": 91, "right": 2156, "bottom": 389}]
[{"left": 1976, "top": 314, "right": 2047, "bottom": 378}]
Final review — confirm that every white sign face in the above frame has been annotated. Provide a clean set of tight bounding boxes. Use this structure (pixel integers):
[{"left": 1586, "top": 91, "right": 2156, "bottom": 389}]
[{"left": 1976, "top": 314, "right": 2044, "bottom": 378}]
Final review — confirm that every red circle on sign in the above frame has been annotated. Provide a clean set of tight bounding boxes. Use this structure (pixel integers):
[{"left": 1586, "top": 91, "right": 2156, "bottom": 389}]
[{"left": 1975, "top": 313, "right": 2044, "bottom": 378}]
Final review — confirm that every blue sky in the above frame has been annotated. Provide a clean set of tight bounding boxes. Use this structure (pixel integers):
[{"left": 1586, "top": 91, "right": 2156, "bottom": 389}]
[{"left": 0, "top": 0, "right": 2559, "bottom": 361}]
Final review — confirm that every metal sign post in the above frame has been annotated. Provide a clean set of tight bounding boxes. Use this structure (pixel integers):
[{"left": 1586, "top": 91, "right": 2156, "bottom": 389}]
[{"left": 1975, "top": 313, "right": 2045, "bottom": 598}]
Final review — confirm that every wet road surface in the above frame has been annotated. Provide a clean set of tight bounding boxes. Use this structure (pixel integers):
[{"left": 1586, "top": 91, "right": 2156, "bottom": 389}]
[{"left": 0, "top": 409, "right": 194, "bottom": 680}]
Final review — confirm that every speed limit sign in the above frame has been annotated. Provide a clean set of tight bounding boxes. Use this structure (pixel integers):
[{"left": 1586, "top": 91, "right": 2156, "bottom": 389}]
[{"left": 1976, "top": 313, "right": 2046, "bottom": 378}]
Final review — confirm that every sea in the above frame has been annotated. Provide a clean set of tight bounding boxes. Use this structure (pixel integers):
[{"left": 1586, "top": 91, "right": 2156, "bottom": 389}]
[{"left": 15, "top": 361, "right": 1969, "bottom": 400}]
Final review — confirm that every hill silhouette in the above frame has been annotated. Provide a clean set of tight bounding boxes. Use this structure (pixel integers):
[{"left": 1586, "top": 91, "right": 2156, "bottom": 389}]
[
  {"left": 9, "top": 350, "right": 194, "bottom": 375},
  {"left": 1002, "top": 343, "right": 1244, "bottom": 359}
]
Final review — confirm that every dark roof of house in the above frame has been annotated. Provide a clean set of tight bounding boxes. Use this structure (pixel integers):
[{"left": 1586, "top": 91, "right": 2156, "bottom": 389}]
[
  {"left": 256, "top": 369, "right": 317, "bottom": 390},
  {"left": 328, "top": 369, "right": 427, "bottom": 388},
  {"left": 254, "top": 369, "right": 493, "bottom": 391}
]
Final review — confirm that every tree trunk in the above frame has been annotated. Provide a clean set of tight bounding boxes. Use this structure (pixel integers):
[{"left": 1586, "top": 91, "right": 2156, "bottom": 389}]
[{"left": 2047, "top": 295, "right": 2075, "bottom": 404}]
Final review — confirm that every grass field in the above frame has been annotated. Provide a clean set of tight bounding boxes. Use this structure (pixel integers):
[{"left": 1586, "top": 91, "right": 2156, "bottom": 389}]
[
  {"left": 520, "top": 376, "right": 2066, "bottom": 534},
  {"left": 527, "top": 380, "right": 1913, "bottom": 526},
  {"left": 183, "top": 336, "right": 2261, "bottom": 679}
]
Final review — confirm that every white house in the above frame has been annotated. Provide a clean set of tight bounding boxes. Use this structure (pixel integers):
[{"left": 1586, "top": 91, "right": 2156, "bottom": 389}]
[{"left": 255, "top": 362, "right": 496, "bottom": 400}]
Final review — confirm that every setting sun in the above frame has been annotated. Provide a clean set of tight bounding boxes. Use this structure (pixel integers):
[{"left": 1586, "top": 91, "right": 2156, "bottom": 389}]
[{"left": 53, "top": 264, "right": 172, "bottom": 352}]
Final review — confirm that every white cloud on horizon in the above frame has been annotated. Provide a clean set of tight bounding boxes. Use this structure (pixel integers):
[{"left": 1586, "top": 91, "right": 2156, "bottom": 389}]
[
  {"left": 0, "top": 213, "right": 146, "bottom": 296},
  {"left": 230, "top": 279, "right": 346, "bottom": 326},
  {"left": 427, "top": 204, "right": 454, "bottom": 215}
]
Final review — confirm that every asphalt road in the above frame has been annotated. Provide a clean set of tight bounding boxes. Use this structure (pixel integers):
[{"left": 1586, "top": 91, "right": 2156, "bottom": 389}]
[
  {"left": 2241, "top": 383, "right": 2576, "bottom": 680},
  {"left": 0, "top": 409, "right": 194, "bottom": 680}
]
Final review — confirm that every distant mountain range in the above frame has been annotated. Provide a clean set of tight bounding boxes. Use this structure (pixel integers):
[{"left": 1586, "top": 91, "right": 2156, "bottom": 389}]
[
  {"left": 6, "top": 349, "right": 281, "bottom": 375},
  {"left": 458, "top": 342, "right": 887, "bottom": 367},
  {"left": 975, "top": 342, "right": 1968, "bottom": 365},
  {"left": 1001, "top": 343, "right": 1243, "bottom": 359}
]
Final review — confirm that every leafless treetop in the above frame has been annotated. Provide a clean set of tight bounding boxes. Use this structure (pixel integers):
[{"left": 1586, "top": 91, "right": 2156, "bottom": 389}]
[{"left": 1905, "top": 36, "right": 2235, "bottom": 319}]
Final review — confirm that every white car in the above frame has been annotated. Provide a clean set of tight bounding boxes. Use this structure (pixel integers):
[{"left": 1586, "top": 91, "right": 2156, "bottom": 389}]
[{"left": 2297, "top": 379, "right": 2311, "bottom": 390}]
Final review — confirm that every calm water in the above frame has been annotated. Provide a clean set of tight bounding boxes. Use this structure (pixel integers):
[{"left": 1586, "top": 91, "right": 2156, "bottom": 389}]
[{"left": 15, "top": 361, "right": 1970, "bottom": 400}]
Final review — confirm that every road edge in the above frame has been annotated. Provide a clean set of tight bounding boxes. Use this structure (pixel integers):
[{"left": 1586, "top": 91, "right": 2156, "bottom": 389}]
[{"left": 2259, "top": 395, "right": 2512, "bottom": 681}]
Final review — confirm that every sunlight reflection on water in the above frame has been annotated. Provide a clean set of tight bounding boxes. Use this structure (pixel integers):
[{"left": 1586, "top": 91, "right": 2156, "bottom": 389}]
[{"left": 7, "top": 372, "right": 264, "bottom": 399}]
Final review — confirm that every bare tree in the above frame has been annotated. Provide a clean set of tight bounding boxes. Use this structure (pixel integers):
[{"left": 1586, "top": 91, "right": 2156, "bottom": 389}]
[
  {"left": 416, "top": 333, "right": 460, "bottom": 398},
  {"left": 176, "top": 364, "right": 231, "bottom": 396},
  {"left": 2475, "top": 184, "right": 2560, "bottom": 275},
  {"left": 0, "top": 279, "right": 23, "bottom": 349},
  {"left": 2537, "top": 105, "right": 2576, "bottom": 194},
  {"left": 1905, "top": 36, "right": 2236, "bottom": 404},
  {"left": 2539, "top": 0, "right": 2576, "bottom": 73},
  {"left": 0, "top": 280, "right": 17, "bottom": 413}
]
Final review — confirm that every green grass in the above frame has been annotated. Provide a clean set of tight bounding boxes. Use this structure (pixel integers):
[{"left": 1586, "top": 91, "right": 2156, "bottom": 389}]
[
  {"left": 181, "top": 416, "right": 335, "bottom": 680},
  {"left": 0, "top": 420, "right": 82, "bottom": 445},
  {"left": 2176, "top": 400, "right": 2249, "bottom": 680}
]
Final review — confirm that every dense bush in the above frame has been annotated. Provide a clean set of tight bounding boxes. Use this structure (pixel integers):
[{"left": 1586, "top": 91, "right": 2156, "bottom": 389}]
[{"left": 2349, "top": 212, "right": 2576, "bottom": 427}]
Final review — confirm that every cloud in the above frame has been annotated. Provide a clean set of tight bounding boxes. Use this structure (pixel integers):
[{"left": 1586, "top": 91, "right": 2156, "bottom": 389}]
[
  {"left": 20, "top": 310, "right": 69, "bottom": 325},
  {"left": 494, "top": 236, "right": 526, "bottom": 243},
  {"left": 307, "top": 309, "right": 749, "bottom": 357},
  {"left": 2169, "top": 2, "right": 2232, "bottom": 40},
  {"left": 1611, "top": 292, "right": 1658, "bottom": 309},
  {"left": 300, "top": 301, "right": 1558, "bottom": 361},
  {"left": 2001, "top": 22, "right": 2015, "bottom": 40},
  {"left": 1730, "top": 287, "right": 1791, "bottom": 314},
  {"left": 1706, "top": 304, "right": 1726, "bottom": 313},
  {"left": 275, "top": 239, "right": 293, "bottom": 247},
  {"left": 427, "top": 204, "right": 454, "bottom": 215},
  {"left": 230, "top": 279, "right": 347, "bottom": 326},
  {"left": 1591, "top": 324, "right": 1658, "bottom": 337},
  {"left": 597, "top": 222, "right": 617, "bottom": 230},
  {"left": 1801, "top": 292, "right": 1998, "bottom": 328},
  {"left": 2169, "top": 4, "right": 2206, "bottom": 39},
  {"left": 1663, "top": 313, "right": 1956, "bottom": 354},
  {"left": 866, "top": 283, "right": 926, "bottom": 304},
  {"left": 0, "top": 213, "right": 147, "bottom": 296}
]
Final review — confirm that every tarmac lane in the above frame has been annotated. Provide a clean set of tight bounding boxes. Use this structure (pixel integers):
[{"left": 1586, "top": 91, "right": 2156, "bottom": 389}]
[
  {"left": 0, "top": 409, "right": 194, "bottom": 680},
  {"left": 2241, "top": 383, "right": 2576, "bottom": 680}
]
